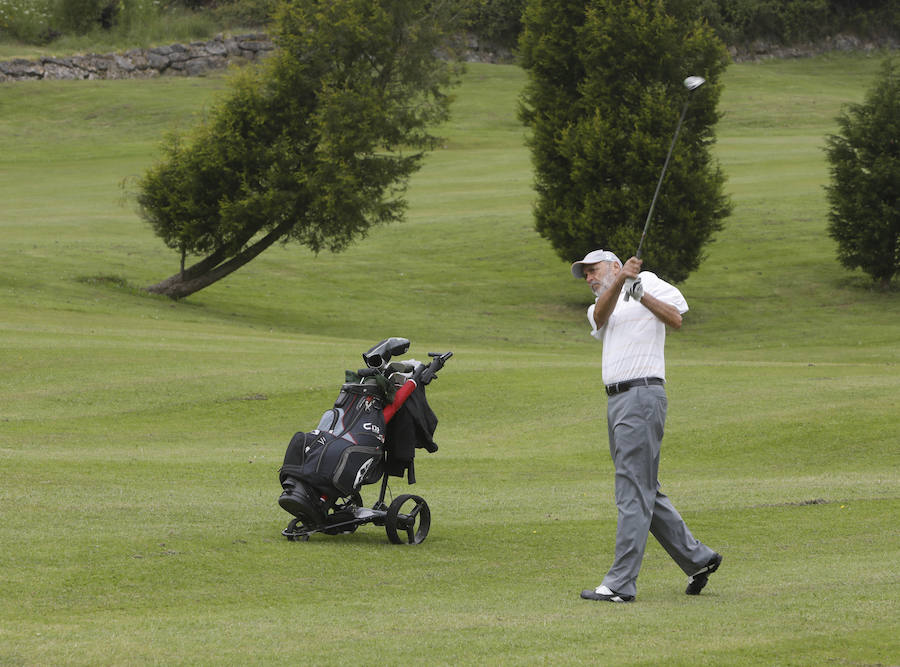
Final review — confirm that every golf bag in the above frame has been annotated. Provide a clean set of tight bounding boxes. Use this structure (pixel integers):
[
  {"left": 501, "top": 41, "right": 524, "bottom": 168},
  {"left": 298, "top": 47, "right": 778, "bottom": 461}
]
[
  {"left": 279, "top": 381, "right": 388, "bottom": 503},
  {"left": 277, "top": 337, "right": 449, "bottom": 538}
]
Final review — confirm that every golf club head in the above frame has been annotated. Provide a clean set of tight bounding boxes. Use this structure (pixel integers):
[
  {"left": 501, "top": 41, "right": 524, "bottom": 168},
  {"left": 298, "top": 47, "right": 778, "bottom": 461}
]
[
  {"left": 362, "top": 337, "right": 410, "bottom": 369},
  {"left": 683, "top": 76, "right": 706, "bottom": 91}
]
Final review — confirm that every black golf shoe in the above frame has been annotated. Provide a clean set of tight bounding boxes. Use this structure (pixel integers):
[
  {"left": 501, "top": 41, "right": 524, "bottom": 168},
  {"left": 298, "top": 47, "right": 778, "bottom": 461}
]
[
  {"left": 580, "top": 585, "right": 634, "bottom": 603},
  {"left": 686, "top": 553, "right": 722, "bottom": 595}
]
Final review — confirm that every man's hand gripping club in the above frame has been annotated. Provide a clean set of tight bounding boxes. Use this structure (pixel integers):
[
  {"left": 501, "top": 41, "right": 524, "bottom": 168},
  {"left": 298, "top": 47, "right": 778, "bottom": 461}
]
[
  {"left": 623, "top": 277, "right": 644, "bottom": 302},
  {"left": 619, "top": 256, "right": 643, "bottom": 302},
  {"left": 622, "top": 257, "right": 643, "bottom": 298},
  {"left": 591, "top": 256, "right": 642, "bottom": 329}
]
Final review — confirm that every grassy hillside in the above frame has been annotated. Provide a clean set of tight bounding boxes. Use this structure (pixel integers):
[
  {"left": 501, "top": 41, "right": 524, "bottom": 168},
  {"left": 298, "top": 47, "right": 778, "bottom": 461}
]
[{"left": 1, "top": 53, "right": 897, "bottom": 665}]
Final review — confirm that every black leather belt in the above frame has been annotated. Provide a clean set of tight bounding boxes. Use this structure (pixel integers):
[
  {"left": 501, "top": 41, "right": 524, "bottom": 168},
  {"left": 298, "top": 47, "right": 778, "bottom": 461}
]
[{"left": 605, "top": 377, "right": 665, "bottom": 396}]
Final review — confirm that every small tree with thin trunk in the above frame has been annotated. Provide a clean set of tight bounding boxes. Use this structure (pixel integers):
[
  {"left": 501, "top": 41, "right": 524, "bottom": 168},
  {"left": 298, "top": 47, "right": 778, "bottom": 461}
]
[
  {"left": 137, "top": 0, "right": 458, "bottom": 299},
  {"left": 824, "top": 58, "right": 900, "bottom": 291}
]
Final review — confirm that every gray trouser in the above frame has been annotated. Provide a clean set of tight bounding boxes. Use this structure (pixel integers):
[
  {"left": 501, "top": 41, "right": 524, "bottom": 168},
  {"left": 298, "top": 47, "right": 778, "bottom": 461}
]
[{"left": 600, "top": 384, "right": 715, "bottom": 597}]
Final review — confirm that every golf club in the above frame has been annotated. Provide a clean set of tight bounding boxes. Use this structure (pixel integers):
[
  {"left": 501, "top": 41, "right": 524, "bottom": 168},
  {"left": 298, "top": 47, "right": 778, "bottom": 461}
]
[{"left": 635, "top": 75, "right": 706, "bottom": 260}]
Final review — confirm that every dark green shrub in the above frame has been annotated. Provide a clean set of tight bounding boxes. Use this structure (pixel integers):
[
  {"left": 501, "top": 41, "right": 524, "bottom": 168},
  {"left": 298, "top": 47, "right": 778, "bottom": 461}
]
[
  {"left": 0, "top": 0, "right": 55, "bottom": 42},
  {"left": 212, "top": 0, "right": 279, "bottom": 29},
  {"left": 137, "top": 0, "right": 460, "bottom": 299},
  {"left": 697, "top": 0, "right": 900, "bottom": 46},
  {"left": 825, "top": 58, "right": 900, "bottom": 289},
  {"left": 463, "top": 0, "right": 526, "bottom": 49},
  {"left": 56, "top": 0, "right": 111, "bottom": 33},
  {"left": 519, "top": 0, "right": 732, "bottom": 282}
]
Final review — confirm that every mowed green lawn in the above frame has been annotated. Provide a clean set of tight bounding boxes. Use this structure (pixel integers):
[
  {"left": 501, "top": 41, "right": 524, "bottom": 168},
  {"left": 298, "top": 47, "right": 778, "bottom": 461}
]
[{"left": 1, "top": 52, "right": 898, "bottom": 665}]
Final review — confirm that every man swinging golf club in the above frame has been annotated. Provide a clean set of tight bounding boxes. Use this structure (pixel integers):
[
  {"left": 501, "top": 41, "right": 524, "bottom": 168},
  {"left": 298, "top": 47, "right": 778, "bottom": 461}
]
[
  {"left": 572, "top": 250, "right": 721, "bottom": 602},
  {"left": 573, "top": 76, "right": 721, "bottom": 603}
]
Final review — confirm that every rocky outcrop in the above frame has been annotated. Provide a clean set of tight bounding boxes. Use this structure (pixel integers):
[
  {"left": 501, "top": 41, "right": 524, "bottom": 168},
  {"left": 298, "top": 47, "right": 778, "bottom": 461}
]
[{"left": 0, "top": 33, "right": 274, "bottom": 82}]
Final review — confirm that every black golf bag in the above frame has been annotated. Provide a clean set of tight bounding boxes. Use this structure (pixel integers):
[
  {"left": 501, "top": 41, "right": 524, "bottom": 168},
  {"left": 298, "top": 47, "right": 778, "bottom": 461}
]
[
  {"left": 277, "top": 337, "right": 450, "bottom": 543},
  {"left": 280, "top": 381, "right": 388, "bottom": 505}
]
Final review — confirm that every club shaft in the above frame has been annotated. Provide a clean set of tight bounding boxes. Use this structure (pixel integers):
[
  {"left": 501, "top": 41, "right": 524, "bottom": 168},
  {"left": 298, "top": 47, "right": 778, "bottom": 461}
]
[{"left": 636, "top": 97, "right": 691, "bottom": 259}]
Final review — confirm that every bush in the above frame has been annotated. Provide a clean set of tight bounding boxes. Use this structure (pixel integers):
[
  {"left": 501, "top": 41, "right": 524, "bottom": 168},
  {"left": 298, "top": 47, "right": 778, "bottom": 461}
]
[
  {"left": 56, "top": 0, "right": 109, "bottom": 34},
  {"left": 0, "top": 0, "right": 184, "bottom": 45},
  {"left": 53, "top": 0, "right": 162, "bottom": 36},
  {"left": 212, "top": 0, "right": 278, "bottom": 29},
  {"left": 519, "top": 0, "right": 732, "bottom": 282},
  {"left": 137, "top": 0, "right": 460, "bottom": 299},
  {"left": 697, "top": 0, "right": 900, "bottom": 46},
  {"left": 824, "top": 57, "right": 900, "bottom": 290},
  {"left": 462, "top": 0, "right": 526, "bottom": 49},
  {"left": 460, "top": 0, "right": 900, "bottom": 53},
  {"left": 0, "top": 0, "right": 55, "bottom": 43}
]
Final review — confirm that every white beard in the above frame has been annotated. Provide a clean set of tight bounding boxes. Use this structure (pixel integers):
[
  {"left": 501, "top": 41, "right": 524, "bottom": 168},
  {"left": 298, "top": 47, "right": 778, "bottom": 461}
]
[{"left": 591, "top": 274, "right": 616, "bottom": 298}]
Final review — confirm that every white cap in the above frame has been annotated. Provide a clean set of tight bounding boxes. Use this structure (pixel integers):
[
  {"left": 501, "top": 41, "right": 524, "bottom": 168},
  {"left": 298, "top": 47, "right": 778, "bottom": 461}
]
[{"left": 570, "top": 249, "right": 622, "bottom": 278}]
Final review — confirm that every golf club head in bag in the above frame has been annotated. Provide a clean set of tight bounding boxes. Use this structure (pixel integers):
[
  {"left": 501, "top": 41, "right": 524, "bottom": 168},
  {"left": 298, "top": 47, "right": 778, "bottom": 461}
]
[{"left": 363, "top": 337, "right": 411, "bottom": 369}]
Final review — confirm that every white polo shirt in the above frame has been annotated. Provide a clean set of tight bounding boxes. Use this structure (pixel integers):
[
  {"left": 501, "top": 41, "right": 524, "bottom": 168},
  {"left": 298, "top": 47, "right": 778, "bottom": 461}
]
[{"left": 587, "top": 271, "right": 688, "bottom": 386}]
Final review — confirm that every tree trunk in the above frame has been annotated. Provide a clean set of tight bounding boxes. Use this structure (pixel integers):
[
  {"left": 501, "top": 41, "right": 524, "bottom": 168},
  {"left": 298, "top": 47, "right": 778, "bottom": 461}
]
[{"left": 145, "top": 220, "right": 295, "bottom": 299}]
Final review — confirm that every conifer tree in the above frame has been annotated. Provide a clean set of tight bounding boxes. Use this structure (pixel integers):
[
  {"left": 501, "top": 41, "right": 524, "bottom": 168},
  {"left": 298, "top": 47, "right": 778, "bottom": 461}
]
[
  {"left": 519, "top": 0, "right": 731, "bottom": 282},
  {"left": 825, "top": 58, "right": 900, "bottom": 290},
  {"left": 137, "top": 0, "right": 458, "bottom": 299}
]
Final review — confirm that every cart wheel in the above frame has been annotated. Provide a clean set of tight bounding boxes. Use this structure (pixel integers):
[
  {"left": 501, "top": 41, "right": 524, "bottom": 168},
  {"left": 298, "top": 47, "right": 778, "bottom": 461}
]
[
  {"left": 385, "top": 494, "right": 430, "bottom": 545},
  {"left": 284, "top": 517, "right": 310, "bottom": 542}
]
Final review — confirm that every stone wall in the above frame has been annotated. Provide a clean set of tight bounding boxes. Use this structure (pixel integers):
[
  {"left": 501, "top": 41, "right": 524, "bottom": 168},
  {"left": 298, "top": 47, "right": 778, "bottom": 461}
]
[
  {"left": 0, "top": 33, "right": 274, "bottom": 82},
  {"left": 2, "top": 31, "right": 894, "bottom": 81},
  {"left": 730, "top": 34, "right": 898, "bottom": 63}
]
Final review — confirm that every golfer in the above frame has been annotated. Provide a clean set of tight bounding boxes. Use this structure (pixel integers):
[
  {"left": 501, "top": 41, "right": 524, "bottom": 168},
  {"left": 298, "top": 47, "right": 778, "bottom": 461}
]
[{"left": 571, "top": 249, "right": 721, "bottom": 603}]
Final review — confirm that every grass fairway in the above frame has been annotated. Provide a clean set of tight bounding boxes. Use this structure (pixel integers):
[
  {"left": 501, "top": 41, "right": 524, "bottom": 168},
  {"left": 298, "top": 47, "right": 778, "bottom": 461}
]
[{"left": 1, "top": 53, "right": 898, "bottom": 665}]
